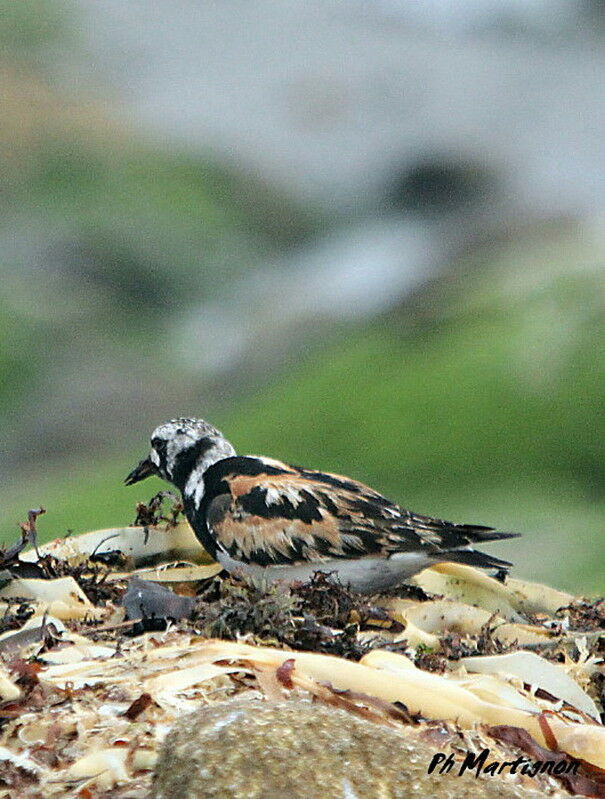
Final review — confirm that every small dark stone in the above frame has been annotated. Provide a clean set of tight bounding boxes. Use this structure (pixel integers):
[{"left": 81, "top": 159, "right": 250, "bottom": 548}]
[{"left": 122, "top": 576, "right": 195, "bottom": 622}]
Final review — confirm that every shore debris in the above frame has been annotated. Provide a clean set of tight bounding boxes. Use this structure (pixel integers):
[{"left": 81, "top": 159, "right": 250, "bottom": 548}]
[{"left": 0, "top": 502, "right": 602, "bottom": 797}]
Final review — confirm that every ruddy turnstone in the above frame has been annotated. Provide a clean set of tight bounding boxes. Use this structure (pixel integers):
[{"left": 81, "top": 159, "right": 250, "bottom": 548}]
[{"left": 125, "top": 417, "right": 519, "bottom": 593}]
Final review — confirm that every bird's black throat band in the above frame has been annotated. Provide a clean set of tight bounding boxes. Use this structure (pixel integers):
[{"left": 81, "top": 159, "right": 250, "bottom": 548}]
[{"left": 170, "top": 436, "right": 217, "bottom": 490}]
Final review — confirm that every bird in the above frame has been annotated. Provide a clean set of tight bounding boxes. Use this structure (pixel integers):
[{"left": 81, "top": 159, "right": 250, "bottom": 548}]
[{"left": 125, "top": 417, "right": 519, "bottom": 594}]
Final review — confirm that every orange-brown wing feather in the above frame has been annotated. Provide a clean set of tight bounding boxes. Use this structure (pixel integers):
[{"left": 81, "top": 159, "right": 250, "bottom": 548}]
[{"left": 204, "top": 468, "right": 433, "bottom": 566}]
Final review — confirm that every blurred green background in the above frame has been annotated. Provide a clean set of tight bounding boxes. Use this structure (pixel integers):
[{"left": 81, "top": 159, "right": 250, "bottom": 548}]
[{"left": 1, "top": 1, "right": 604, "bottom": 594}]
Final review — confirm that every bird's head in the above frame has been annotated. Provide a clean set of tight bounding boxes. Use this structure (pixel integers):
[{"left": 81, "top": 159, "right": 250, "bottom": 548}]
[{"left": 125, "top": 417, "right": 236, "bottom": 492}]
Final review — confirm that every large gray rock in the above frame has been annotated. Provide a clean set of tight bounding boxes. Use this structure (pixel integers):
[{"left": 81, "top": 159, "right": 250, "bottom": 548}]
[{"left": 151, "top": 699, "right": 542, "bottom": 799}]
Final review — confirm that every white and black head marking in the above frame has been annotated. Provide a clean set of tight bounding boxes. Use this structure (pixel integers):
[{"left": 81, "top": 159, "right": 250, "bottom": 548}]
[{"left": 124, "top": 417, "right": 236, "bottom": 492}]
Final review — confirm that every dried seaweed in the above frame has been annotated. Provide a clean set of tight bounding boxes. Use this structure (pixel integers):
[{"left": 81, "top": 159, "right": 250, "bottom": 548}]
[
  {"left": 488, "top": 724, "right": 605, "bottom": 798},
  {"left": 190, "top": 573, "right": 391, "bottom": 660},
  {"left": 123, "top": 693, "right": 153, "bottom": 720},
  {"left": 0, "top": 761, "right": 39, "bottom": 791},
  {"left": 132, "top": 492, "right": 184, "bottom": 529},
  {"left": 33, "top": 555, "right": 125, "bottom": 607},
  {"left": 439, "top": 631, "right": 477, "bottom": 660},
  {"left": 0, "top": 506, "right": 602, "bottom": 797},
  {"left": 0, "top": 510, "right": 47, "bottom": 581},
  {"left": 0, "top": 602, "right": 35, "bottom": 637},
  {"left": 559, "top": 599, "right": 605, "bottom": 632},
  {"left": 474, "top": 613, "right": 515, "bottom": 656},
  {"left": 293, "top": 571, "right": 364, "bottom": 628},
  {"left": 194, "top": 575, "right": 298, "bottom": 641},
  {"left": 414, "top": 646, "right": 447, "bottom": 673}
]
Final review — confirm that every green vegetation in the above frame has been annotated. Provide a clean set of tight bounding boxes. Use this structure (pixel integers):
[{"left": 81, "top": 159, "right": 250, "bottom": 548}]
[
  {"left": 0, "top": 0, "right": 68, "bottom": 58},
  {"left": 0, "top": 126, "right": 321, "bottom": 413}
]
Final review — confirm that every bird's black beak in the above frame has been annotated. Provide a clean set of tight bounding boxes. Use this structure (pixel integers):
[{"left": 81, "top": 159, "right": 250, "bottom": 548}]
[{"left": 124, "top": 456, "right": 158, "bottom": 486}]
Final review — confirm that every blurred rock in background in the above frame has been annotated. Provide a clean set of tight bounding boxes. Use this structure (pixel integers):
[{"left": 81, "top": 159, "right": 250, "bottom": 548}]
[{"left": 0, "top": 0, "right": 604, "bottom": 594}]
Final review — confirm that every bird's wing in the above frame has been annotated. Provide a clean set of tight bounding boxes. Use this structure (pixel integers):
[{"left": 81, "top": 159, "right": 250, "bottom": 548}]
[{"left": 204, "top": 458, "right": 513, "bottom": 567}]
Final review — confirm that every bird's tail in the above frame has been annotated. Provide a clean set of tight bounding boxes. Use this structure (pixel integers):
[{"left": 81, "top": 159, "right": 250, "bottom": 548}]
[
  {"left": 455, "top": 526, "right": 521, "bottom": 544},
  {"left": 438, "top": 547, "right": 514, "bottom": 570}
]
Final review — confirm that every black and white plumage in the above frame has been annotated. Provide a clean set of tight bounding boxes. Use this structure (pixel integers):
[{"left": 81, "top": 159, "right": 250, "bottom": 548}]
[{"left": 125, "top": 417, "right": 519, "bottom": 593}]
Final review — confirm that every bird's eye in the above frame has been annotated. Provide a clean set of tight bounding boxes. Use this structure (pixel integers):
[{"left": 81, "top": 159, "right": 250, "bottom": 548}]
[{"left": 151, "top": 437, "right": 163, "bottom": 450}]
